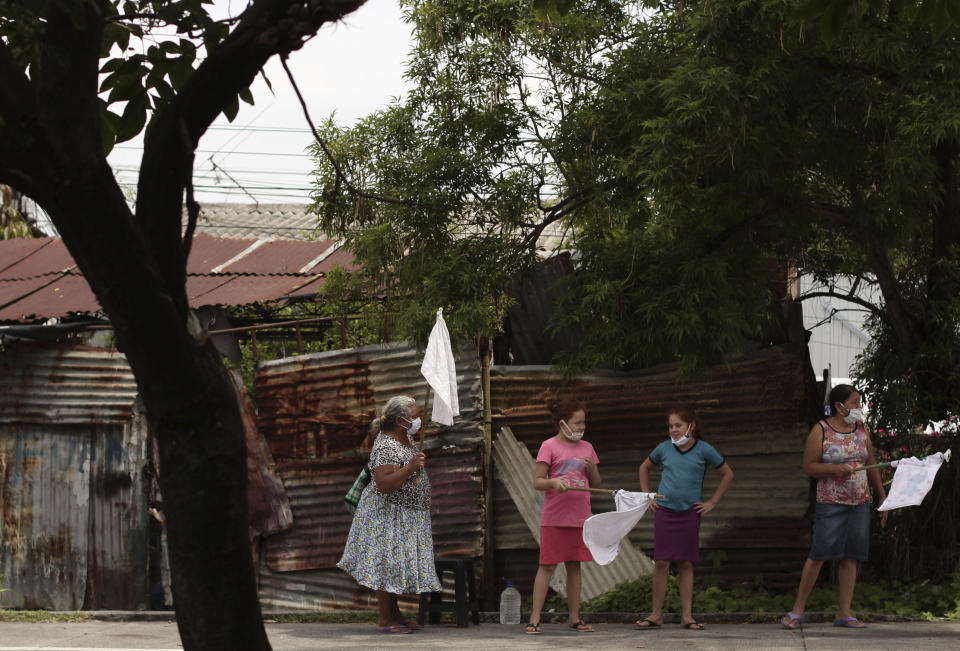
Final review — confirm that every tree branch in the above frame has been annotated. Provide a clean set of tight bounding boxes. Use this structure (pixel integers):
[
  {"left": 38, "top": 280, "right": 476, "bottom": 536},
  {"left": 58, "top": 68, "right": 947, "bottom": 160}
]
[
  {"left": 794, "top": 290, "right": 885, "bottom": 319},
  {"left": 280, "top": 56, "right": 408, "bottom": 206},
  {"left": 137, "top": 0, "right": 370, "bottom": 307}
]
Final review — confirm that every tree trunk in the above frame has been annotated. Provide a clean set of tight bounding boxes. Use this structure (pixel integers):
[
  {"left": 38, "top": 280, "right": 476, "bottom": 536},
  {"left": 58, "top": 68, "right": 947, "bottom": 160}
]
[{"left": 43, "top": 166, "right": 270, "bottom": 650}]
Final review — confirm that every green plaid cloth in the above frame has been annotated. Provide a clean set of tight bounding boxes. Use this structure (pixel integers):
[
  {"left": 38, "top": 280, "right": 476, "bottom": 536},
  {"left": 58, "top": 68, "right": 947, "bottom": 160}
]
[{"left": 344, "top": 466, "right": 372, "bottom": 514}]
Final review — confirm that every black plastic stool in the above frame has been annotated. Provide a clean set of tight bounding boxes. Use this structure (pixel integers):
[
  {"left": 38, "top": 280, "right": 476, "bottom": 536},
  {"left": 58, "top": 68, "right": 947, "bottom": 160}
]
[{"left": 417, "top": 557, "right": 480, "bottom": 627}]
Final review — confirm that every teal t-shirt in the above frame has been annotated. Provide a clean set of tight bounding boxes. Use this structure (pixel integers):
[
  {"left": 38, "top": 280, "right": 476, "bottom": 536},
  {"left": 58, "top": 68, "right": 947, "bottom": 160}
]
[{"left": 649, "top": 439, "right": 725, "bottom": 512}]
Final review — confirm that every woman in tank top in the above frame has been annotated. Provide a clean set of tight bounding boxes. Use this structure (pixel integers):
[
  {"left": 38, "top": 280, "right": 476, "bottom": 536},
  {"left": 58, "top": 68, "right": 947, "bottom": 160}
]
[{"left": 781, "top": 384, "right": 887, "bottom": 630}]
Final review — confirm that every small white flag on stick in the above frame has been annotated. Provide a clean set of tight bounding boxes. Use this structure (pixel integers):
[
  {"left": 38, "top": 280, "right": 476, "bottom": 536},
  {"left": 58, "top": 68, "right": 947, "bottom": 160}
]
[
  {"left": 582, "top": 490, "right": 658, "bottom": 565},
  {"left": 420, "top": 308, "right": 460, "bottom": 426},
  {"left": 878, "top": 450, "right": 952, "bottom": 512}
]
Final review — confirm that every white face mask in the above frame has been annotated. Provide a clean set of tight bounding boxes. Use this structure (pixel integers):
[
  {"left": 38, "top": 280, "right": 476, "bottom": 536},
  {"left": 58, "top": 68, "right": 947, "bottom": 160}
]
[
  {"left": 671, "top": 424, "right": 692, "bottom": 448},
  {"left": 560, "top": 419, "right": 584, "bottom": 441},
  {"left": 402, "top": 416, "right": 422, "bottom": 436},
  {"left": 842, "top": 407, "right": 864, "bottom": 425}
]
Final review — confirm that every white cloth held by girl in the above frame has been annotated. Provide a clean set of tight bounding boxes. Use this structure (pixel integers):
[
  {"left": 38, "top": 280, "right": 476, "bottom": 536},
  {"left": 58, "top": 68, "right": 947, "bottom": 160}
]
[{"left": 581, "top": 490, "right": 657, "bottom": 565}]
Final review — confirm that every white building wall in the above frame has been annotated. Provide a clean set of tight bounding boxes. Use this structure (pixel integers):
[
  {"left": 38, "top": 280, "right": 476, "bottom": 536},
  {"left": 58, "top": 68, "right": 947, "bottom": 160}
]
[{"left": 800, "top": 275, "right": 875, "bottom": 381}]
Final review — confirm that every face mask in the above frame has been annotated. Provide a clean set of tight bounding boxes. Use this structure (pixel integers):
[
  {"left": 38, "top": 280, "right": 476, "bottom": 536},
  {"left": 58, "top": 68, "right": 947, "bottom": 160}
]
[
  {"left": 403, "top": 417, "right": 422, "bottom": 436},
  {"left": 671, "top": 424, "right": 692, "bottom": 447},
  {"left": 842, "top": 408, "right": 864, "bottom": 425},
  {"left": 560, "top": 419, "right": 584, "bottom": 441}
]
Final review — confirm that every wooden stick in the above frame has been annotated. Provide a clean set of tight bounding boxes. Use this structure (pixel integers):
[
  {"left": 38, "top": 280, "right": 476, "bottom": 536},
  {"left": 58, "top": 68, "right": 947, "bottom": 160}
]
[
  {"left": 851, "top": 461, "right": 892, "bottom": 472},
  {"left": 568, "top": 486, "right": 664, "bottom": 498}
]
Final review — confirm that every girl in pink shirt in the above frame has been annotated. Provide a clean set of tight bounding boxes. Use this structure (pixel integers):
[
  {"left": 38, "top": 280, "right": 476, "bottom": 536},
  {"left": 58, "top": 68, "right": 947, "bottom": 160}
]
[{"left": 526, "top": 398, "right": 601, "bottom": 635}]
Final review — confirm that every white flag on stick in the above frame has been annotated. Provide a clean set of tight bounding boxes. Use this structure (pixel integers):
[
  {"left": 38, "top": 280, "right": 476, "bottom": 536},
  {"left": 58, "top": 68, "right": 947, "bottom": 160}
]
[
  {"left": 878, "top": 451, "right": 951, "bottom": 512},
  {"left": 582, "top": 490, "right": 657, "bottom": 565},
  {"left": 420, "top": 308, "right": 459, "bottom": 426}
]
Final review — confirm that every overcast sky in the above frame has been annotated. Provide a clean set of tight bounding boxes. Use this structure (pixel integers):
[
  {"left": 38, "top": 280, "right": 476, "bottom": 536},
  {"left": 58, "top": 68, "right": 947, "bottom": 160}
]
[{"left": 107, "top": 0, "right": 414, "bottom": 206}]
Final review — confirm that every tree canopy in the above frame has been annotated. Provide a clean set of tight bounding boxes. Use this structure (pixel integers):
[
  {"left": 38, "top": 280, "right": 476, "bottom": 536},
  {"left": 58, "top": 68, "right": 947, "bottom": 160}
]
[{"left": 312, "top": 0, "right": 959, "bottom": 430}]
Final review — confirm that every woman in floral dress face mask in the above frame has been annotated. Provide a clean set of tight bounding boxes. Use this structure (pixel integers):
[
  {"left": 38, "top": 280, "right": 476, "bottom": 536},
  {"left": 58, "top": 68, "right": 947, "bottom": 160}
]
[{"left": 338, "top": 396, "right": 440, "bottom": 634}]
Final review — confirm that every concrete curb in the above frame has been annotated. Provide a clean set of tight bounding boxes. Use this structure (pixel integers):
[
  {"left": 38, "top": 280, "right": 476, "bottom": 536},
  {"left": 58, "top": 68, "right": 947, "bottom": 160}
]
[{"left": 24, "top": 610, "right": 919, "bottom": 624}]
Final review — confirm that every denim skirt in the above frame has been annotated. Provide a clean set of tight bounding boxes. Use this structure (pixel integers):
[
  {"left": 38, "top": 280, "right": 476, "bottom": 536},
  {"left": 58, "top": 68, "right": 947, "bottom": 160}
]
[{"left": 809, "top": 501, "right": 870, "bottom": 561}]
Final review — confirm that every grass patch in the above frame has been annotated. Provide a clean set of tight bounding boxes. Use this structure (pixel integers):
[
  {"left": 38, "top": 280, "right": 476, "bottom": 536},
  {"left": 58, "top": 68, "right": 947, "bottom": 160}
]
[
  {"left": 0, "top": 610, "right": 91, "bottom": 623},
  {"left": 526, "top": 571, "right": 960, "bottom": 620}
]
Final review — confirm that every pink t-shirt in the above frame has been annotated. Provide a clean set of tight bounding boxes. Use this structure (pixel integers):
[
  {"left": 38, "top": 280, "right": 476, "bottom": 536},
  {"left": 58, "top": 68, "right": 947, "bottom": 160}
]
[{"left": 536, "top": 436, "right": 600, "bottom": 527}]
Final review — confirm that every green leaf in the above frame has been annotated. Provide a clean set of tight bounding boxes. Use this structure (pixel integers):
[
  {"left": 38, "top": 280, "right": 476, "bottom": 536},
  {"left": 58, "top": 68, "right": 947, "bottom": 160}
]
[{"left": 222, "top": 95, "right": 239, "bottom": 122}]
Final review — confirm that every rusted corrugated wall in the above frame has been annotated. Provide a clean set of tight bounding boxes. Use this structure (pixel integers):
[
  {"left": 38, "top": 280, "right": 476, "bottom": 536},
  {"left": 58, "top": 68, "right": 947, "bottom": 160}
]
[
  {"left": 491, "top": 347, "right": 813, "bottom": 592},
  {"left": 0, "top": 344, "right": 148, "bottom": 610},
  {"left": 254, "top": 342, "right": 485, "bottom": 610}
]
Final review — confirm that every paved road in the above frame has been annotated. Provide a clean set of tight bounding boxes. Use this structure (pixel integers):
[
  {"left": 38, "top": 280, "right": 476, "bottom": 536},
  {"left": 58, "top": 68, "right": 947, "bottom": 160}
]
[{"left": 0, "top": 621, "right": 958, "bottom": 650}]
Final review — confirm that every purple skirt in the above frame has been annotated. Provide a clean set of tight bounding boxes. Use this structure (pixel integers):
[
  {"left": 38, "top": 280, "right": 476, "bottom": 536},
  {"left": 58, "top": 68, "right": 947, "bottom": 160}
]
[{"left": 653, "top": 506, "right": 701, "bottom": 562}]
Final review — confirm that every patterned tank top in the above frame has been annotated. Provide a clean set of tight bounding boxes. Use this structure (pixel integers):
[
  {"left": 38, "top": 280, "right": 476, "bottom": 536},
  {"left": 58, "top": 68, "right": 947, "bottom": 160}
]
[{"left": 816, "top": 419, "right": 870, "bottom": 505}]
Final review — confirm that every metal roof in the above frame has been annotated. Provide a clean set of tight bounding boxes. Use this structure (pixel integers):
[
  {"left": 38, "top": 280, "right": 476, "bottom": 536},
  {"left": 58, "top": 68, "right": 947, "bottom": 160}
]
[
  {"left": 0, "top": 234, "right": 350, "bottom": 323},
  {"left": 193, "top": 203, "right": 320, "bottom": 241}
]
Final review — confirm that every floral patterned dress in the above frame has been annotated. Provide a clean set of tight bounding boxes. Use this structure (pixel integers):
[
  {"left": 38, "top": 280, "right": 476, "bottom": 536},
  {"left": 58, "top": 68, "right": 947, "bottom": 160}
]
[{"left": 337, "top": 433, "right": 441, "bottom": 594}]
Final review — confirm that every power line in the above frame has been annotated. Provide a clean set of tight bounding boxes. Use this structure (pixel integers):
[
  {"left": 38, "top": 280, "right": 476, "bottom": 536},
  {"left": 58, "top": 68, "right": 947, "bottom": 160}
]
[{"left": 114, "top": 146, "right": 312, "bottom": 158}]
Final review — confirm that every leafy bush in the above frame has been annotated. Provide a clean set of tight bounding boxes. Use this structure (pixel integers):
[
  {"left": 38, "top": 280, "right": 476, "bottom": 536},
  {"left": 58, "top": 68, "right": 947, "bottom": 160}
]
[{"left": 530, "top": 571, "right": 960, "bottom": 619}]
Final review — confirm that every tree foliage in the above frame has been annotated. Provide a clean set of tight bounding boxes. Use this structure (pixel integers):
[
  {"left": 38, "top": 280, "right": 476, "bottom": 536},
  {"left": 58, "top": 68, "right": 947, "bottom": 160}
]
[{"left": 313, "top": 0, "right": 959, "bottom": 421}]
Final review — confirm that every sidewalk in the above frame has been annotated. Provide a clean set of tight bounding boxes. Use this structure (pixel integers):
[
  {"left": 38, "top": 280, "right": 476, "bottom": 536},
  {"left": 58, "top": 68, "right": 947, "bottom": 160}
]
[{"left": 0, "top": 620, "right": 958, "bottom": 650}]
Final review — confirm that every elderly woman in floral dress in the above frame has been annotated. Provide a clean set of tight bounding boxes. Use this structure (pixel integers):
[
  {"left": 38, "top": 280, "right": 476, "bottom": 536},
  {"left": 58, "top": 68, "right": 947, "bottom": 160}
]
[{"left": 338, "top": 395, "right": 440, "bottom": 634}]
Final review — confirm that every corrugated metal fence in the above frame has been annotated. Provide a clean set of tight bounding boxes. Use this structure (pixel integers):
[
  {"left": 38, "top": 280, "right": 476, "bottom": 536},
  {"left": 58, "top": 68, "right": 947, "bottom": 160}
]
[
  {"left": 490, "top": 347, "right": 814, "bottom": 594},
  {"left": 0, "top": 344, "right": 148, "bottom": 610},
  {"left": 254, "top": 342, "right": 485, "bottom": 610}
]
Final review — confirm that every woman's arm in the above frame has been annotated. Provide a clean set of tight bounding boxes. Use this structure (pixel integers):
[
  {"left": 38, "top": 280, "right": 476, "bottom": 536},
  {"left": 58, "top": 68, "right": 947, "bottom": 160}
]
[
  {"left": 639, "top": 457, "right": 658, "bottom": 511},
  {"left": 533, "top": 461, "right": 568, "bottom": 492},
  {"left": 863, "top": 433, "right": 889, "bottom": 526},
  {"left": 373, "top": 451, "right": 425, "bottom": 494},
  {"left": 695, "top": 463, "right": 734, "bottom": 514},
  {"left": 802, "top": 424, "right": 854, "bottom": 479}
]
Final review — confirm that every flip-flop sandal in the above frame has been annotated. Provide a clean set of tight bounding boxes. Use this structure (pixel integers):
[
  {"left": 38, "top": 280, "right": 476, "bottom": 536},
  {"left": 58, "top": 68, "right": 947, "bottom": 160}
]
[
  {"left": 781, "top": 612, "right": 803, "bottom": 630},
  {"left": 400, "top": 620, "right": 423, "bottom": 630},
  {"left": 569, "top": 620, "right": 594, "bottom": 632},
  {"left": 682, "top": 621, "right": 705, "bottom": 630},
  {"left": 525, "top": 622, "right": 542, "bottom": 635},
  {"left": 833, "top": 617, "right": 867, "bottom": 628},
  {"left": 376, "top": 625, "right": 412, "bottom": 634},
  {"left": 635, "top": 618, "right": 662, "bottom": 629}
]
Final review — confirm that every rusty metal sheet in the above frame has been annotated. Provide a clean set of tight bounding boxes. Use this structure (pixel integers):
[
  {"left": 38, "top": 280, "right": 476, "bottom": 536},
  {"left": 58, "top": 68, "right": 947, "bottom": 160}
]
[
  {"left": 255, "top": 343, "right": 484, "bottom": 460},
  {"left": 220, "top": 239, "right": 336, "bottom": 275},
  {"left": 0, "top": 235, "right": 344, "bottom": 321},
  {"left": 263, "top": 446, "right": 482, "bottom": 573},
  {"left": 0, "top": 424, "right": 90, "bottom": 610},
  {"left": 0, "top": 238, "right": 54, "bottom": 275},
  {"left": 0, "top": 238, "right": 75, "bottom": 279},
  {"left": 304, "top": 247, "right": 357, "bottom": 275},
  {"left": 0, "top": 274, "right": 100, "bottom": 321},
  {"left": 185, "top": 233, "right": 258, "bottom": 274},
  {"left": 192, "top": 274, "right": 324, "bottom": 308},
  {"left": 0, "top": 344, "right": 138, "bottom": 425},
  {"left": 0, "top": 277, "right": 55, "bottom": 314},
  {"left": 228, "top": 369, "right": 293, "bottom": 538},
  {"left": 85, "top": 414, "right": 149, "bottom": 610},
  {"left": 490, "top": 347, "right": 813, "bottom": 588}
]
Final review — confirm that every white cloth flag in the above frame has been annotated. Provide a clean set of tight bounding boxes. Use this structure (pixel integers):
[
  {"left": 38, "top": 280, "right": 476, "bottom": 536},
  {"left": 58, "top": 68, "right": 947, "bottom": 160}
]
[
  {"left": 420, "top": 308, "right": 460, "bottom": 426},
  {"left": 878, "top": 451, "right": 951, "bottom": 512},
  {"left": 582, "top": 490, "right": 657, "bottom": 565}
]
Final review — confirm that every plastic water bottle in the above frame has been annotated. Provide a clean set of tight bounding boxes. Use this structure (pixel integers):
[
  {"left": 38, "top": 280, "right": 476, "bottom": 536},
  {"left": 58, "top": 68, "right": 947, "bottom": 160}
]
[{"left": 499, "top": 577, "right": 521, "bottom": 625}]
